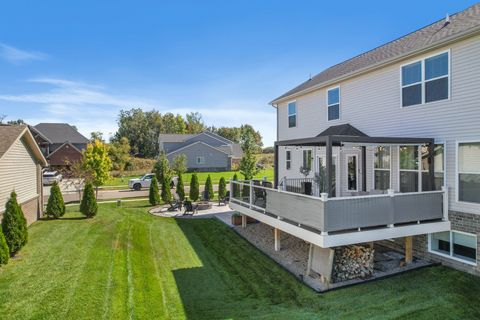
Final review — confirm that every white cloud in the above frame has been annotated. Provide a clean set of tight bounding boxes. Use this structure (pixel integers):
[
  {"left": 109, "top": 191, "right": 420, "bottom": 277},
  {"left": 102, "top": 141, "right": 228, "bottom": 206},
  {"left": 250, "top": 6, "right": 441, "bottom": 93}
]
[
  {"left": 0, "top": 77, "right": 277, "bottom": 145},
  {"left": 0, "top": 43, "right": 47, "bottom": 64}
]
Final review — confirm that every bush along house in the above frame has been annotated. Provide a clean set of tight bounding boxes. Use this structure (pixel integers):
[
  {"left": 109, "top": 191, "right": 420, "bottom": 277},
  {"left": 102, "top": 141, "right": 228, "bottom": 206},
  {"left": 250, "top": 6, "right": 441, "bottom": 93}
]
[{"left": 230, "top": 4, "right": 480, "bottom": 284}]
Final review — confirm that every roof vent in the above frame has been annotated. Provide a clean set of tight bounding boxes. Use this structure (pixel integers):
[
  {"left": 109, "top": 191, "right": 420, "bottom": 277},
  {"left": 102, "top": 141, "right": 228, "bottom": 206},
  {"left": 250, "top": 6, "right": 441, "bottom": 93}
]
[{"left": 445, "top": 13, "right": 450, "bottom": 25}]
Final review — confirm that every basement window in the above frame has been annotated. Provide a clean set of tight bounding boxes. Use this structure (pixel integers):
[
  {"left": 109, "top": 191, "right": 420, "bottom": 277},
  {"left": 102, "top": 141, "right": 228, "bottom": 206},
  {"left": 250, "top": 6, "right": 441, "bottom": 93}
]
[{"left": 430, "top": 231, "right": 477, "bottom": 265}]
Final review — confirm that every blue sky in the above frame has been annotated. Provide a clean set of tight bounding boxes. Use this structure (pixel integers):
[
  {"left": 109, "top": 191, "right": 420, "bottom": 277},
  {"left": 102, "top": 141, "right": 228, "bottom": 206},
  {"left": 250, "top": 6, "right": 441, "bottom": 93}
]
[{"left": 0, "top": 1, "right": 475, "bottom": 146}]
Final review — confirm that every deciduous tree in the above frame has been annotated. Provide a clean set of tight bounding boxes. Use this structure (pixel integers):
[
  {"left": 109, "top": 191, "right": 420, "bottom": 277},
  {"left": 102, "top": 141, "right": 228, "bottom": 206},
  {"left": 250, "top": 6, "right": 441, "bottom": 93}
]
[{"left": 82, "top": 139, "right": 112, "bottom": 197}]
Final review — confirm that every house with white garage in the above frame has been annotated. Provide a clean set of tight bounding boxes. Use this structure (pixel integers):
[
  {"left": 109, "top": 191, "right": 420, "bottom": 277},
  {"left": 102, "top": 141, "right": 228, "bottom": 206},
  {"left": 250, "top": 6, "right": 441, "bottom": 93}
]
[
  {"left": 159, "top": 132, "right": 243, "bottom": 171},
  {"left": 0, "top": 125, "right": 48, "bottom": 225},
  {"left": 230, "top": 3, "right": 480, "bottom": 283}
]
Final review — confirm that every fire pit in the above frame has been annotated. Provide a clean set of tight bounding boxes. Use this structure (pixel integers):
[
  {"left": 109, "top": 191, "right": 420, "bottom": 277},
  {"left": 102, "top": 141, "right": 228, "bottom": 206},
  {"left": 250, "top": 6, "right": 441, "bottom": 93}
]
[{"left": 196, "top": 201, "right": 212, "bottom": 210}]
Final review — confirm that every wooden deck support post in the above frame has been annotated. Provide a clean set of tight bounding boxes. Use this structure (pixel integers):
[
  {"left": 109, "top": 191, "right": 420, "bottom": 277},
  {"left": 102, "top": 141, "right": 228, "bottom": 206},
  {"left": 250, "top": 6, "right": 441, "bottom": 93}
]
[
  {"left": 241, "top": 215, "right": 247, "bottom": 228},
  {"left": 405, "top": 236, "right": 413, "bottom": 264},
  {"left": 274, "top": 228, "right": 281, "bottom": 251}
]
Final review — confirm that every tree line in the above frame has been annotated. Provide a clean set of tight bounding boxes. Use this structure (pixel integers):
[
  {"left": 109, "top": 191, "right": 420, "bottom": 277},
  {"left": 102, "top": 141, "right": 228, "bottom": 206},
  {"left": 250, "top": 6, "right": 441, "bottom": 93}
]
[{"left": 111, "top": 108, "right": 263, "bottom": 158}]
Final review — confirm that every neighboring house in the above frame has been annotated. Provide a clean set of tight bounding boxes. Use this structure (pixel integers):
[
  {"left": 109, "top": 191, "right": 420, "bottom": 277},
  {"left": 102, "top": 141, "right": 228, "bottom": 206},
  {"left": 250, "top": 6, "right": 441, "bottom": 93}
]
[
  {"left": 0, "top": 125, "right": 48, "bottom": 225},
  {"left": 159, "top": 132, "right": 243, "bottom": 171},
  {"left": 30, "top": 123, "right": 89, "bottom": 168},
  {"left": 230, "top": 4, "right": 480, "bottom": 282}
]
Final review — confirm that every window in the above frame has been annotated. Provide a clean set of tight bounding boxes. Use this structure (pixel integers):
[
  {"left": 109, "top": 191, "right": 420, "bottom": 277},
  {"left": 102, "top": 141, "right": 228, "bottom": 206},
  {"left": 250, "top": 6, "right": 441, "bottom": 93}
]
[
  {"left": 401, "top": 51, "right": 449, "bottom": 107},
  {"left": 327, "top": 87, "right": 340, "bottom": 121},
  {"left": 288, "top": 102, "right": 296, "bottom": 128},
  {"left": 458, "top": 142, "right": 480, "bottom": 203},
  {"left": 347, "top": 155, "right": 358, "bottom": 191},
  {"left": 195, "top": 156, "right": 205, "bottom": 165},
  {"left": 286, "top": 150, "right": 291, "bottom": 170},
  {"left": 399, "top": 146, "right": 419, "bottom": 192},
  {"left": 302, "top": 149, "right": 312, "bottom": 171},
  {"left": 374, "top": 146, "right": 390, "bottom": 190},
  {"left": 430, "top": 231, "right": 477, "bottom": 265},
  {"left": 421, "top": 144, "right": 444, "bottom": 191}
]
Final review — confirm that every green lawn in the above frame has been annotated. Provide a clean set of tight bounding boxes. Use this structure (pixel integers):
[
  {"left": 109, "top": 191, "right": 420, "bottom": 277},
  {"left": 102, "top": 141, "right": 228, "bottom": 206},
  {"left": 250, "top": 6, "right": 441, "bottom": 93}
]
[
  {"left": 0, "top": 202, "right": 479, "bottom": 319},
  {"left": 105, "top": 169, "right": 274, "bottom": 188}
]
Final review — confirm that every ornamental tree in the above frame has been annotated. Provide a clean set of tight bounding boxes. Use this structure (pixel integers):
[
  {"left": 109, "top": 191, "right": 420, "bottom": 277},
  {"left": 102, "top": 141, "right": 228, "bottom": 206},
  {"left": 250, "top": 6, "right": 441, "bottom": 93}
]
[
  {"left": 0, "top": 229, "right": 10, "bottom": 265},
  {"left": 1, "top": 191, "right": 28, "bottom": 255},
  {"left": 204, "top": 175, "right": 214, "bottom": 200},
  {"left": 161, "top": 176, "right": 172, "bottom": 203},
  {"left": 218, "top": 177, "right": 227, "bottom": 200},
  {"left": 149, "top": 176, "right": 161, "bottom": 206},
  {"left": 189, "top": 173, "right": 200, "bottom": 201},
  {"left": 176, "top": 174, "right": 185, "bottom": 201},
  {"left": 80, "top": 182, "right": 98, "bottom": 218},
  {"left": 82, "top": 139, "right": 112, "bottom": 197},
  {"left": 46, "top": 181, "right": 65, "bottom": 219},
  {"left": 232, "top": 173, "right": 240, "bottom": 198}
]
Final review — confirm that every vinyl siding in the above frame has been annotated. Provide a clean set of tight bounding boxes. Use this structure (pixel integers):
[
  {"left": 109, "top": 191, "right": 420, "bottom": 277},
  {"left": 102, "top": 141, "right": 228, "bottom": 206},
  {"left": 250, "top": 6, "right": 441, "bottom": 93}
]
[
  {"left": 166, "top": 142, "right": 230, "bottom": 170},
  {"left": 276, "top": 34, "right": 480, "bottom": 214},
  {"left": 0, "top": 137, "right": 39, "bottom": 213}
]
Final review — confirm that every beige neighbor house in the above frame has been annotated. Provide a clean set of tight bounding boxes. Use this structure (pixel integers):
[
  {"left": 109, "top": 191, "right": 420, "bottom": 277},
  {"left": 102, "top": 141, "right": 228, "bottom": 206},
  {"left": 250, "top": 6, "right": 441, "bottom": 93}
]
[
  {"left": 0, "top": 125, "right": 48, "bottom": 225},
  {"left": 230, "top": 3, "right": 480, "bottom": 284}
]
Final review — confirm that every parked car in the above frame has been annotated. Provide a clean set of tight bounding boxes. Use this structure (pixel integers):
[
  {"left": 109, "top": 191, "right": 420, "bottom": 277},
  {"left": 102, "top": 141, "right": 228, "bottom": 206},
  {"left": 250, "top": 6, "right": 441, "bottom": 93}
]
[
  {"left": 43, "top": 171, "right": 63, "bottom": 185},
  {"left": 128, "top": 174, "right": 178, "bottom": 191}
]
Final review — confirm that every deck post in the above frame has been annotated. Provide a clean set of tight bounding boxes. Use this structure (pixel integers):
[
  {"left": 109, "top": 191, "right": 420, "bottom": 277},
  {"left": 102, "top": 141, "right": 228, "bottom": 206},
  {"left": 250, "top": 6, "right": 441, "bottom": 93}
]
[
  {"left": 361, "top": 146, "right": 367, "bottom": 192},
  {"left": 442, "top": 186, "right": 449, "bottom": 221},
  {"left": 241, "top": 215, "right": 247, "bottom": 228},
  {"left": 405, "top": 236, "right": 413, "bottom": 264},
  {"left": 274, "top": 228, "right": 281, "bottom": 251},
  {"left": 249, "top": 180, "right": 254, "bottom": 209},
  {"left": 306, "top": 243, "right": 314, "bottom": 275},
  {"left": 274, "top": 143, "right": 279, "bottom": 189},
  {"left": 428, "top": 141, "right": 435, "bottom": 191},
  {"left": 325, "top": 136, "right": 332, "bottom": 197}
]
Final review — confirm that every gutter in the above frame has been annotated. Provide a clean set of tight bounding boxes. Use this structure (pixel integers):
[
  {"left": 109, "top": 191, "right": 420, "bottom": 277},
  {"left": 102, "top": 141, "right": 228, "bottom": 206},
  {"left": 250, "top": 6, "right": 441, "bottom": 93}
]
[{"left": 270, "top": 26, "right": 480, "bottom": 106}]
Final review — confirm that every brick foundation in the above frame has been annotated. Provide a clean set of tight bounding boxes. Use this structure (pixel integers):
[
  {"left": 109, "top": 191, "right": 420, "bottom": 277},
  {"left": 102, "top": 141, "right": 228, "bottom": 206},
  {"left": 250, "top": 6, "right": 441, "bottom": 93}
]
[
  {"left": 20, "top": 196, "right": 41, "bottom": 226},
  {"left": 379, "top": 210, "right": 480, "bottom": 276}
]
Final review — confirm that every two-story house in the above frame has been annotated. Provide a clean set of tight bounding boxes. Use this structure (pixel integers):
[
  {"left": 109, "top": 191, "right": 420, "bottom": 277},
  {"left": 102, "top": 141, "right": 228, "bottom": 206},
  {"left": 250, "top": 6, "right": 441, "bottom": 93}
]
[{"left": 230, "top": 4, "right": 480, "bottom": 282}]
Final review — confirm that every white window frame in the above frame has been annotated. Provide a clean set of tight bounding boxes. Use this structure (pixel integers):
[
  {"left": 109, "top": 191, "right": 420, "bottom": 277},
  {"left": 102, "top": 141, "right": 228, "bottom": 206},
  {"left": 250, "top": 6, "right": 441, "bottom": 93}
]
[
  {"left": 195, "top": 156, "right": 205, "bottom": 165},
  {"left": 400, "top": 49, "right": 451, "bottom": 108},
  {"left": 455, "top": 140, "right": 480, "bottom": 204},
  {"left": 326, "top": 86, "right": 340, "bottom": 122},
  {"left": 287, "top": 100, "right": 297, "bottom": 128},
  {"left": 373, "top": 146, "right": 392, "bottom": 190},
  {"left": 286, "top": 150, "right": 291, "bottom": 170},
  {"left": 345, "top": 154, "right": 359, "bottom": 192},
  {"left": 428, "top": 230, "right": 477, "bottom": 266}
]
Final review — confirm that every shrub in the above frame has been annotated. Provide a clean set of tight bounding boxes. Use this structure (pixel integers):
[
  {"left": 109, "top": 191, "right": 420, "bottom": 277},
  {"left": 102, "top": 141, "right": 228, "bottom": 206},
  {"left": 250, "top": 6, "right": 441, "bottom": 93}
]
[
  {"left": 46, "top": 181, "right": 65, "bottom": 219},
  {"left": 232, "top": 173, "right": 240, "bottom": 198},
  {"left": 149, "top": 176, "right": 161, "bottom": 206},
  {"left": 80, "top": 182, "right": 98, "bottom": 218},
  {"left": 218, "top": 177, "right": 227, "bottom": 200},
  {"left": 176, "top": 174, "right": 185, "bottom": 201},
  {"left": 189, "top": 173, "right": 200, "bottom": 201},
  {"left": 1, "top": 191, "right": 28, "bottom": 255},
  {"left": 0, "top": 230, "right": 9, "bottom": 265},
  {"left": 204, "top": 175, "right": 214, "bottom": 200},
  {"left": 161, "top": 176, "right": 172, "bottom": 203}
]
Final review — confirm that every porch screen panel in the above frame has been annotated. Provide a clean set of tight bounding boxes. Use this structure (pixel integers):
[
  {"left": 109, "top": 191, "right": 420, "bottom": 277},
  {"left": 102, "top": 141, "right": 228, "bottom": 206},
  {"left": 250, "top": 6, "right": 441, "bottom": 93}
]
[
  {"left": 400, "top": 146, "right": 419, "bottom": 192},
  {"left": 374, "top": 146, "right": 390, "bottom": 190}
]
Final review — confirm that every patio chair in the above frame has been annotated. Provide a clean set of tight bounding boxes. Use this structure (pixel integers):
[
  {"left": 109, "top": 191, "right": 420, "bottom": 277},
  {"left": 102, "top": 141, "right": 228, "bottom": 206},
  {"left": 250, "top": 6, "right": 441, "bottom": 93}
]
[
  {"left": 167, "top": 193, "right": 183, "bottom": 211},
  {"left": 218, "top": 191, "right": 230, "bottom": 206},
  {"left": 183, "top": 200, "right": 198, "bottom": 215}
]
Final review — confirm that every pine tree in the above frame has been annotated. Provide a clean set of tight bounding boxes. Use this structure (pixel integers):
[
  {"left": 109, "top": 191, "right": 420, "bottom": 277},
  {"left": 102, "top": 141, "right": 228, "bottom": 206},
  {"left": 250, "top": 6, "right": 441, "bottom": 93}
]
[
  {"left": 204, "top": 175, "right": 214, "bottom": 200},
  {"left": 218, "top": 177, "right": 227, "bottom": 200},
  {"left": 80, "top": 182, "right": 98, "bottom": 218},
  {"left": 232, "top": 173, "right": 240, "bottom": 198},
  {"left": 46, "top": 181, "right": 65, "bottom": 219},
  {"left": 161, "top": 177, "right": 172, "bottom": 203},
  {"left": 189, "top": 173, "right": 200, "bottom": 201},
  {"left": 176, "top": 174, "right": 185, "bottom": 201},
  {"left": 1, "top": 191, "right": 28, "bottom": 255},
  {"left": 149, "top": 176, "right": 161, "bottom": 206},
  {"left": 0, "top": 229, "right": 9, "bottom": 265}
]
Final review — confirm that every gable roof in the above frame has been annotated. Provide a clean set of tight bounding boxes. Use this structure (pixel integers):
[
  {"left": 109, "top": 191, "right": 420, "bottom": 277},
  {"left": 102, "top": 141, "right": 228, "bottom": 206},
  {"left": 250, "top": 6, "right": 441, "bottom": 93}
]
[
  {"left": 271, "top": 3, "right": 480, "bottom": 104},
  {"left": 316, "top": 124, "right": 368, "bottom": 137},
  {"left": 158, "top": 133, "right": 196, "bottom": 143},
  {"left": 216, "top": 143, "right": 243, "bottom": 158},
  {"left": 46, "top": 141, "right": 83, "bottom": 159},
  {"left": 0, "top": 125, "right": 48, "bottom": 166},
  {"left": 166, "top": 141, "right": 230, "bottom": 156},
  {"left": 33, "top": 123, "right": 89, "bottom": 144}
]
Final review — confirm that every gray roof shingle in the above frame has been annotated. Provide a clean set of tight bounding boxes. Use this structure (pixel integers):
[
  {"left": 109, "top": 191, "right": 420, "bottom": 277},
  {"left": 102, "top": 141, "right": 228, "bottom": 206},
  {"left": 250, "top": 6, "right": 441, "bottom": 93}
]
[
  {"left": 33, "top": 123, "right": 89, "bottom": 144},
  {"left": 158, "top": 134, "right": 196, "bottom": 143},
  {"left": 317, "top": 124, "right": 368, "bottom": 137},
  {"left": 0, "top": 125, "right": 27, "bottom": 159},
  {"left": 271, "top": 4, "right": 480, "bottom": 104}
]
